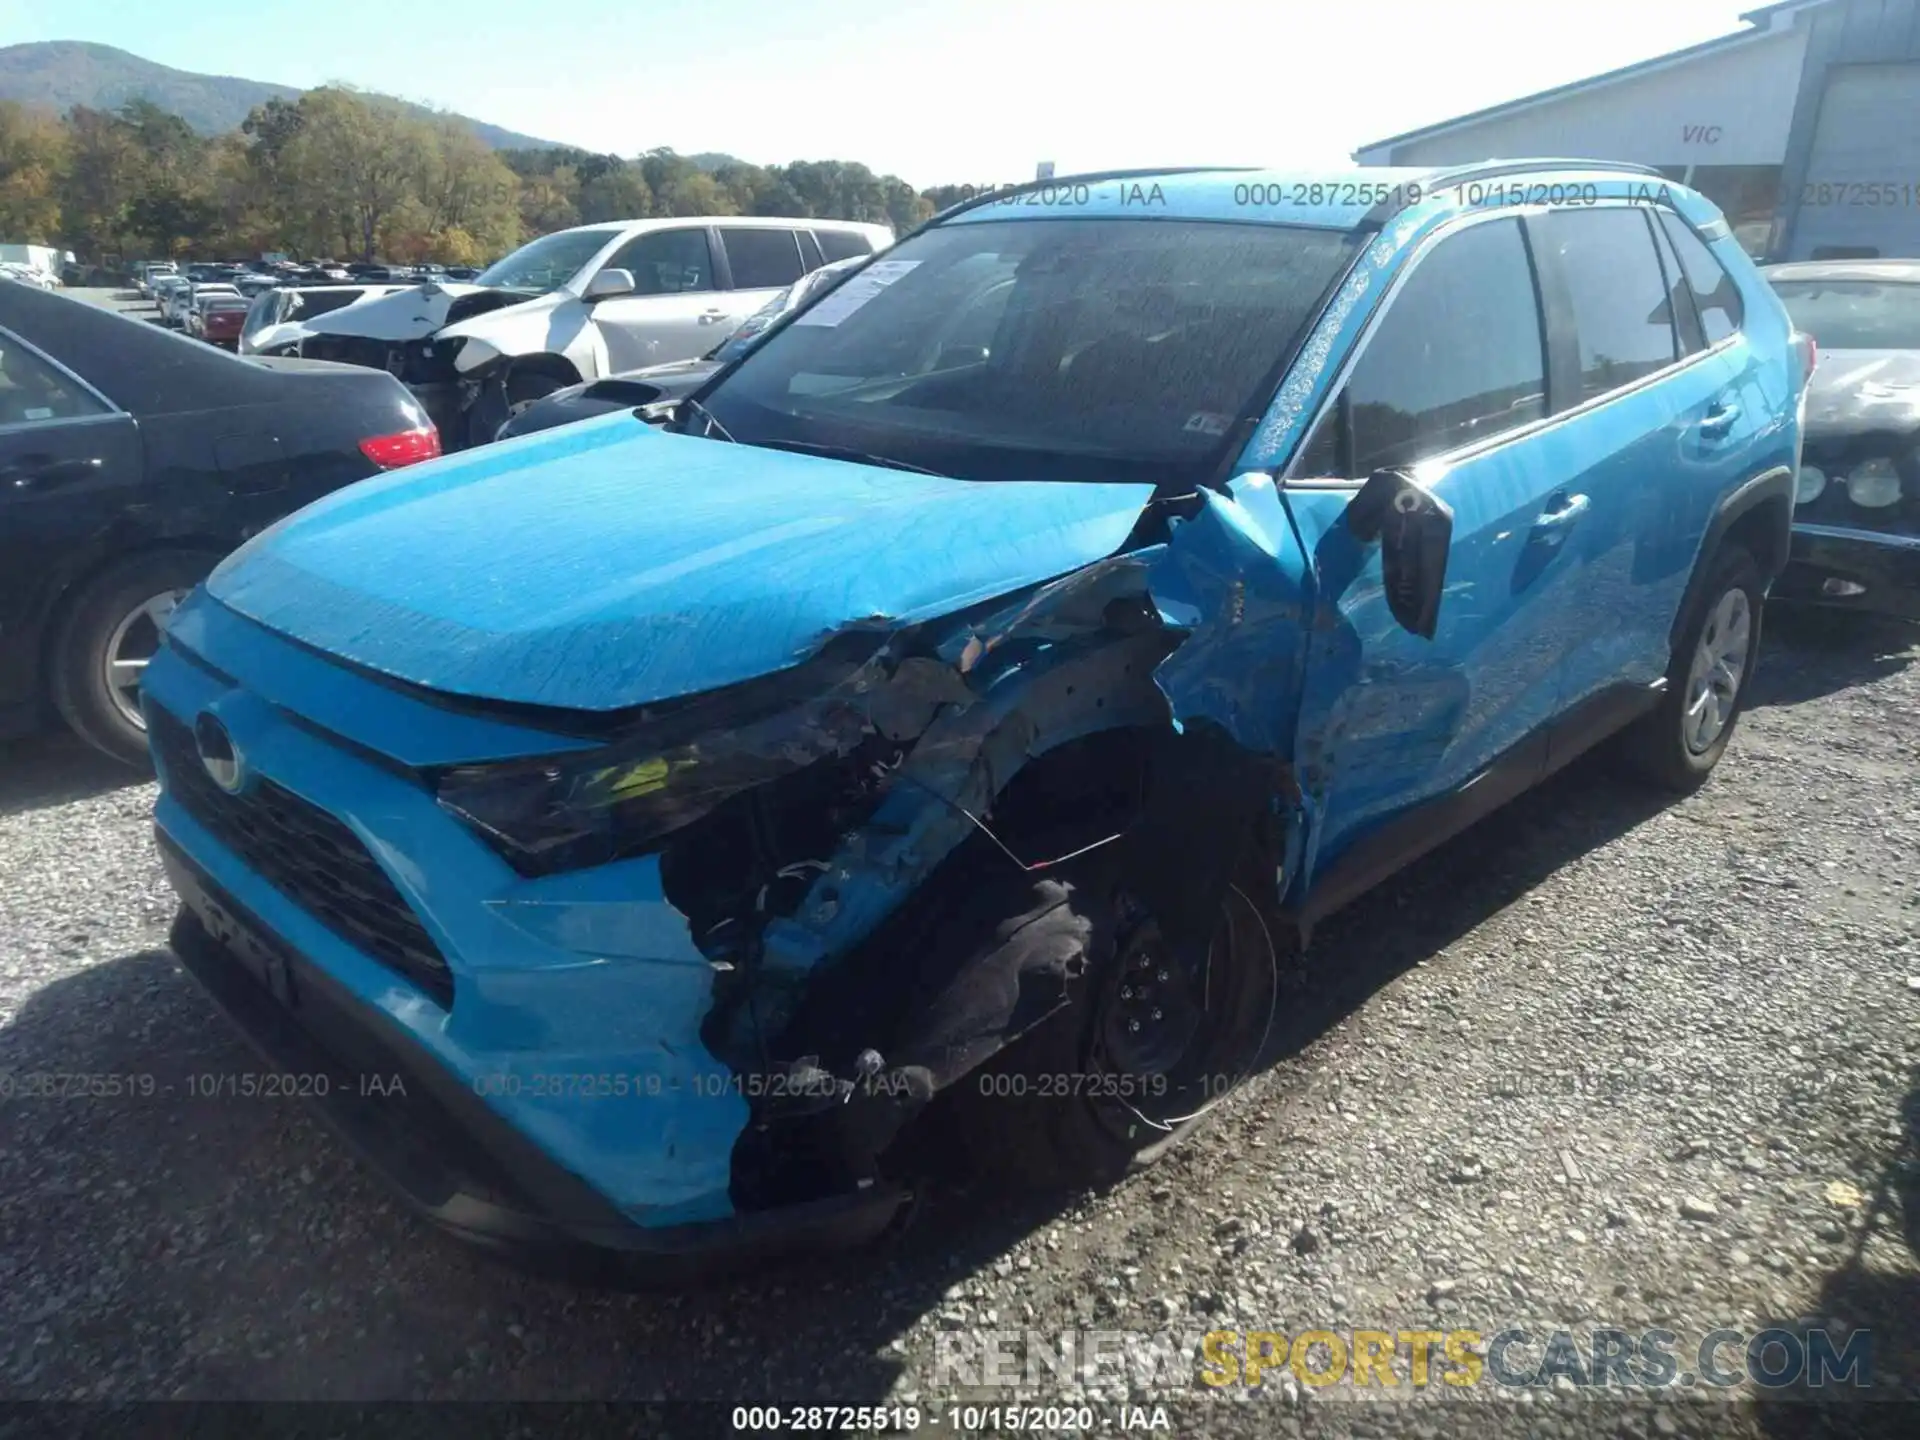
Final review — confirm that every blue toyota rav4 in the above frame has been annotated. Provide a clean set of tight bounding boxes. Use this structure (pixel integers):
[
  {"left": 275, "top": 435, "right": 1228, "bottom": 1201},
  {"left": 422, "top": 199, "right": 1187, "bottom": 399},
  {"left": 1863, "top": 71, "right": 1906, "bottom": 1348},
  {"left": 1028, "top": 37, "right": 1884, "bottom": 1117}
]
[{"left": 145, "top": 161, "right": 1808, "bottom": 1277}]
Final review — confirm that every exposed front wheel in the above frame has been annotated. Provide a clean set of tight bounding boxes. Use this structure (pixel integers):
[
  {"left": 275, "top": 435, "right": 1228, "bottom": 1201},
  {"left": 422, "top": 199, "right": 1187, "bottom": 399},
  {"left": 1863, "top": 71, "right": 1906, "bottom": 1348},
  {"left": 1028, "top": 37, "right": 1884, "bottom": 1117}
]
[
  {"left": 466, "top": 369, "right": 566, "bottom": 449},
  {"left": 1615, "top": 545, "right": 1763, "bottom": 792},
  {"left": 48, "top": 550, "right": 218, "bottom": 767},
  {"left": 955, "top": 870, "right": 1279, "bottom": 1191}
]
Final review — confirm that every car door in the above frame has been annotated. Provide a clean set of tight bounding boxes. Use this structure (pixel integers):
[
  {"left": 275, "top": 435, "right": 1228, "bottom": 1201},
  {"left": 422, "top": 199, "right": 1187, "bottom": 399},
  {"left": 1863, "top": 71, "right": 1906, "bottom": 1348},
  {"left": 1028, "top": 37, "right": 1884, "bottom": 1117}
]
[
  {"left": 1279, "top": 214, "right": 1589, "bottom": 914},
  {"left": 0, "top": 329, "right": 144, "bottom": 719},
  {"left": 1524, "top": 205, "right": 1755, "bottom": 748},
  {"left": 1651, "top": 209, "right": 1774, "bottom": 592},
  {"left": 589, "top": 227, "right": 729, "bottom": 372}
]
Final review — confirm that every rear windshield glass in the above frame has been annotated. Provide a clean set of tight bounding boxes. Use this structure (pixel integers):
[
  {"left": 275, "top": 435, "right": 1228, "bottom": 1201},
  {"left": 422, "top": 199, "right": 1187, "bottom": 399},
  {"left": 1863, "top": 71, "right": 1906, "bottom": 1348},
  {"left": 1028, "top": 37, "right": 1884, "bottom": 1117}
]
[
  {"left": 816, "top": 229, "right": 875, "bottom": 262},
  {"left": 289, "top": 289, "right": 366, "bottom": 321},
  {"left": 1770, "top": 279, "right": 1920, "bottom": 350},
  {"left": 699, "top": 218, "right": 1360, "bottom": 489}
]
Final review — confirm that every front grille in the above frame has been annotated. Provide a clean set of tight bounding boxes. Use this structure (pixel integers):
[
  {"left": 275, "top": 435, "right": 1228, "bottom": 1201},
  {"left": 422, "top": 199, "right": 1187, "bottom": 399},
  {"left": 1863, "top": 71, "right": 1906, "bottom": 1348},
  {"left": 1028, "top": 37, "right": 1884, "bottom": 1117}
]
[{"left": 150, "top": 705, "right": 454, "bottom": 1007}]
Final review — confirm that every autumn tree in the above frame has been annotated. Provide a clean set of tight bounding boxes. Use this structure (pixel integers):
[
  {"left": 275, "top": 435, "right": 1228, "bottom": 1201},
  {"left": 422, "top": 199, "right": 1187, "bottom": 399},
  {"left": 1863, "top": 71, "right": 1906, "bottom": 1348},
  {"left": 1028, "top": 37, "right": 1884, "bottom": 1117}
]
[
  {"left": 282, "top": 88, "right": 425, "bottom": 261},
  {"left": 54, "top": 106, "right": 139, "bottom": 256},
  {"left": 0, "top": 101, "right": 65, "bottom": 242},
  {"left": 577, "top": 163, "right": 652, "bottom": 223},
  {"left": 39, "top": 87, "right": 973, "bottom": 267}
]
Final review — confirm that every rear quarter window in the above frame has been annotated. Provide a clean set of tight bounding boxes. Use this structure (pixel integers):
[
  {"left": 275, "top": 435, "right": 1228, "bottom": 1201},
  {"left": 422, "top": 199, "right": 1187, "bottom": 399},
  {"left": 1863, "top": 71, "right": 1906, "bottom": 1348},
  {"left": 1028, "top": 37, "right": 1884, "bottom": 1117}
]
[
  {"left": 1539, "top": 208, "right": 1678, "bottom": 403},
  {"left": 1657, "top": 211, "right": 1745, "bottom": 345},
  {"left": 815, "top": 229, "right": 875, "bottom": 263}
]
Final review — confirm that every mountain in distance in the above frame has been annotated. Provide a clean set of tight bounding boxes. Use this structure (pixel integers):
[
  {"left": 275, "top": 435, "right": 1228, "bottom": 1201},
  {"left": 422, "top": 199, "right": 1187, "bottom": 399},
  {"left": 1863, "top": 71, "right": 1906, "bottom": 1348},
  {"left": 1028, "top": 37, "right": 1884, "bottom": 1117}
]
[{"left": 0, "top": 40, "right": 563, "bottom": 151}]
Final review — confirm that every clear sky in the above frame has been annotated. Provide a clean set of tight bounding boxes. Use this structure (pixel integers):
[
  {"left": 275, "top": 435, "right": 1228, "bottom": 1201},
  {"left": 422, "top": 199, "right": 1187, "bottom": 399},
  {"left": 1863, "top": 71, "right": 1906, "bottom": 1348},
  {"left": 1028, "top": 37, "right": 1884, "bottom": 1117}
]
[{"left": 1, "top": 0, "right": 1767, "bottom": 187}]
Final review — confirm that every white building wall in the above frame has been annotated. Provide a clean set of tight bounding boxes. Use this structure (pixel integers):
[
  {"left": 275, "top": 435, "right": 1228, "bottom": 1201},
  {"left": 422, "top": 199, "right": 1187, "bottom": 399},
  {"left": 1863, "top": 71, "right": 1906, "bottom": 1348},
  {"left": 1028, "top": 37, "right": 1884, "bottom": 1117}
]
[{"left": 1355, "top": 28, "right": 1809, "bottom": 169}]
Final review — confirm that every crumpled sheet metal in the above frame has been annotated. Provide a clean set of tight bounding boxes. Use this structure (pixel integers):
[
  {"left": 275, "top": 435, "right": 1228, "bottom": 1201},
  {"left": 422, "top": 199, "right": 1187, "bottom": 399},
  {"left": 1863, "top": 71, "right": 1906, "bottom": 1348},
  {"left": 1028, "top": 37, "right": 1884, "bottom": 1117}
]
[
  {"left": 1144, "top": 474, "right": 1314, "bottom": 758},
  {"left": 750, "top": 629, "right": 1176, "bottom": 1002}
]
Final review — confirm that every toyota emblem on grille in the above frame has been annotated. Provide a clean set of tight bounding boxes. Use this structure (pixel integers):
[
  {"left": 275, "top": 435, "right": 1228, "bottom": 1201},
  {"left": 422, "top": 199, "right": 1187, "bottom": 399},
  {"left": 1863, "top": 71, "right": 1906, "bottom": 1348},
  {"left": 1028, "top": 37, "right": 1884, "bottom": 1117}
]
[{"left": 193, "top": 713, "right": 246, "bottom": 795}]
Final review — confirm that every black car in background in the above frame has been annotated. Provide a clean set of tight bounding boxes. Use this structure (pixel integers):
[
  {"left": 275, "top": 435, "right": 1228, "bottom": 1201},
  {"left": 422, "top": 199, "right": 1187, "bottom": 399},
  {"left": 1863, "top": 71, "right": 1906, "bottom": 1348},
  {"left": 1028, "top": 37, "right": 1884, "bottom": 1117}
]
[
  {"left": 1766, "top": 260, "right": 1920, "bottom": 620},
  {"left": 0, "top": 285, "right": 442, "bottom": 765}
]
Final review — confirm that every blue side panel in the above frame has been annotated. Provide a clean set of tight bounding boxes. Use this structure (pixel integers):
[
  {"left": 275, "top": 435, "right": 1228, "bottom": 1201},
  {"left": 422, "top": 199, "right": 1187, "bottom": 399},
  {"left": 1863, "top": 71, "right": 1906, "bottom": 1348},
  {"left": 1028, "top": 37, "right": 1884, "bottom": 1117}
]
[
  {"left": 1279, "top": 442, "right": 1577, "bottom": 893},
  {"left": 1146, "top": 472, "right": 1314, "bottom": 756}
]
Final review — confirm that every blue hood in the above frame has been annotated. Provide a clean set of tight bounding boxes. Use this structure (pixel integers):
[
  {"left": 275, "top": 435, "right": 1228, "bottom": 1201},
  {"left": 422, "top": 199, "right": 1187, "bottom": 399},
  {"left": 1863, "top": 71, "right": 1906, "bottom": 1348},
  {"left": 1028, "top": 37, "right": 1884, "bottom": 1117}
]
[{"left": 208, "top": 417, "right": 1155, "bottom": 711}]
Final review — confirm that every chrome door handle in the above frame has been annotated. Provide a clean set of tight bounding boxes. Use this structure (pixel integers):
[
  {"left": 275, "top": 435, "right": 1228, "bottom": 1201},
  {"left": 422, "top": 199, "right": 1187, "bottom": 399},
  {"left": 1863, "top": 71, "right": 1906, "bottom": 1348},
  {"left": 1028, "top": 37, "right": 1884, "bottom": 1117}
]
[
  {"left": 1698, "top": 400, "right": 1742, "bottom": 437},
  {"left": 697, "top": 310, "right": 728, "bottom": 325},
  {"left": 1530, "top": 492, "right": 1589, "bottom": 545}
]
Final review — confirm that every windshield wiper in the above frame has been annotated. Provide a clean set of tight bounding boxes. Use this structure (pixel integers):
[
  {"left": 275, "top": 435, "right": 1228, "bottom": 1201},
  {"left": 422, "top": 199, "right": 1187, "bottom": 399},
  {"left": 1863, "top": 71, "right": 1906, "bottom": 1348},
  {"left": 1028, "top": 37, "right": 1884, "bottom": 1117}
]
[
  {"left": 748, "top": 438, "right": 946, "bottom": 476},
  {"left": 681, "top": 397, "right": 735, "bottom": 442}
]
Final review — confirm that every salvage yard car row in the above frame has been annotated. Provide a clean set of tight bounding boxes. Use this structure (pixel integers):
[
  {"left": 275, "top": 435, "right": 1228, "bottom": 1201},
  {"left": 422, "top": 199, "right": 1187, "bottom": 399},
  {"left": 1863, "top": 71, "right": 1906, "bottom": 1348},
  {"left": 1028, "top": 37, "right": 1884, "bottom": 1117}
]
[{"left": 2, "top": 165, "right": 1914, "bottom": 1281}]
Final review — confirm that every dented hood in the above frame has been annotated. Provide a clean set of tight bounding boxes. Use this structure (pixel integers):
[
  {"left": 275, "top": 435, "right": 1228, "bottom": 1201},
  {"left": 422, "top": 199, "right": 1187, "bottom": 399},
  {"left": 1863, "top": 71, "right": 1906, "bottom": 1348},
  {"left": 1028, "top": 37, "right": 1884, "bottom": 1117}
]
[
  {"left": 1804, "top": 349, "right": 1920, "bottom": 437},
  {"left": 282, "top": 280, "right": 530, "bottom": 343},
  {"left": 206, "top": 419, "right": 1155, "bottom": 711}
]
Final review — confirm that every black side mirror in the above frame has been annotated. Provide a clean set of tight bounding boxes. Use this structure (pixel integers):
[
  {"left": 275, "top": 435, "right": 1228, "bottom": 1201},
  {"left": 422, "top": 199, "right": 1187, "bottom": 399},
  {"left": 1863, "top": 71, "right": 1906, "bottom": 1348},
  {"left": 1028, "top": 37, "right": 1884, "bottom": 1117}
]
[{"left": 1344, "top": 467, "right": 1454, "bottom": 639}]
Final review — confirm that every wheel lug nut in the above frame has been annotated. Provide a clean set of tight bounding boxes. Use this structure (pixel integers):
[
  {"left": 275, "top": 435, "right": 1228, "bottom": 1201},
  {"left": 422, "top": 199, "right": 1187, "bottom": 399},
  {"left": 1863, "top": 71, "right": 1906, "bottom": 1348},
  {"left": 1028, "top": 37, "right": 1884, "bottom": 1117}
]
[
  {"left": 1157, "top": 969, "right": 1169, "bottom": 982},
  {"left": 1151, "top": 1008, "right": 1163, "bottom": 1021},
  {"left": 1120, "top": 986, "right": 1133, "bottom": 999},
  {"left": 1128, "top": 1019, "right": 1141, "bottom": 1033}
]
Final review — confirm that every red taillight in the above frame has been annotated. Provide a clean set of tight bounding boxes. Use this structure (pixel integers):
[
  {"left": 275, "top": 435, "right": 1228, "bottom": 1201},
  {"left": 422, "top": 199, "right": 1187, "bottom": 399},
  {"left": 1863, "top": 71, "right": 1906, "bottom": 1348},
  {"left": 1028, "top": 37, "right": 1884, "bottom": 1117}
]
[{"left": 359, "top": 425, "right": 441, "bottom": 469}]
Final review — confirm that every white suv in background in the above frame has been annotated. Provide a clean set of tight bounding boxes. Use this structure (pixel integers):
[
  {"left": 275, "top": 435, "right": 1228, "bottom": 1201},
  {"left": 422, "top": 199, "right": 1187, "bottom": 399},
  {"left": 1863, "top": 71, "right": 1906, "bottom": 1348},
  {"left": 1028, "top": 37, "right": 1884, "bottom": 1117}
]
[
  {"left": 238, "top": 284, "right": 409, "bottom": 355},
  {"left": 278, "top": 216, "right": 895, "bottom": 446}
]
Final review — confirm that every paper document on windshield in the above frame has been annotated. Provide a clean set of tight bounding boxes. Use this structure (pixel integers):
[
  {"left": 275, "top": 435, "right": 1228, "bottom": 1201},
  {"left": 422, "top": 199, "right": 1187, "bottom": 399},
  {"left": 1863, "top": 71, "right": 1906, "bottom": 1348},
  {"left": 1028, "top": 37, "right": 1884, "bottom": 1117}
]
[{"left": 792, "top": 260, "right": 921, "bottom": 327}]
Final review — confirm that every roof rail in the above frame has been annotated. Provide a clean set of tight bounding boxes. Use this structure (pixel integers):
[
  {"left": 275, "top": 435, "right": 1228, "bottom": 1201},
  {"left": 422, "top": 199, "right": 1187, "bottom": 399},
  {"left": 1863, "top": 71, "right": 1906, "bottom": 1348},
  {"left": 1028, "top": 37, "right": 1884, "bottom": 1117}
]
[
  {"left": 1359, "top": 157, "right": 1674, "bottom": 230},
  {"left": 1423, "top": 157, "right": 1668, "bottom": 187}
]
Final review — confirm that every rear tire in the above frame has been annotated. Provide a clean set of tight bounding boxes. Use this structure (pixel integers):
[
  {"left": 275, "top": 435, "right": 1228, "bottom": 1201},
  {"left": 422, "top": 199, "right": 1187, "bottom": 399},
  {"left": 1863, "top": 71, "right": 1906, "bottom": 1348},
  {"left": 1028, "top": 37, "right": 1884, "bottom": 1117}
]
[
  {"left": 48, "top": 550, "right": 219, "bottom": 768},
  {"left": 1615, "top": 545, "right": 1763, "bottom": 792}
]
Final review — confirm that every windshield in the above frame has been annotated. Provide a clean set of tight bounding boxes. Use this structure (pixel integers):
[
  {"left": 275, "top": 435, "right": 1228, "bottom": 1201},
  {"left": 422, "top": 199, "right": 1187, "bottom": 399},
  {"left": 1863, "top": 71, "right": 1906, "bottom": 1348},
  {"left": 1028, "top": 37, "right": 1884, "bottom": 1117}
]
[
  {"left": 695, "top": 218, "right": 1361, "bottom": 489},
  {"left": 474, "top": 229, "right": 616, "bottom": 293},
  {"left": 1772, "top": 279, "right": 1920, "bottom": 350}
]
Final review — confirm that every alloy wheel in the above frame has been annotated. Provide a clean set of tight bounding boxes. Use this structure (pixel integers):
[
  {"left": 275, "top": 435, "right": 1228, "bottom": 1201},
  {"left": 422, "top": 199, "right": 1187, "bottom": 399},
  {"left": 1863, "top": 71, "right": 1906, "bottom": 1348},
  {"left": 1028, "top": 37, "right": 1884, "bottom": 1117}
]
[
  {"left": 103, "top": 589, "right": 186, "bottom": 732},
  {"left": 1683, "top": 587, "right": 1751, "bottom": 754}
]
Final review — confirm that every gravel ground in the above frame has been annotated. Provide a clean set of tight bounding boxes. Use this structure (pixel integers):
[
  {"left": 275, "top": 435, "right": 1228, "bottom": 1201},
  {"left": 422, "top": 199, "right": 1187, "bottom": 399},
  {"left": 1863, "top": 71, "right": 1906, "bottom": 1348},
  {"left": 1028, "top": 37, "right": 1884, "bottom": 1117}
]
[{"left": 1, "top": 336, "right": 1914, "bottom": 1432}]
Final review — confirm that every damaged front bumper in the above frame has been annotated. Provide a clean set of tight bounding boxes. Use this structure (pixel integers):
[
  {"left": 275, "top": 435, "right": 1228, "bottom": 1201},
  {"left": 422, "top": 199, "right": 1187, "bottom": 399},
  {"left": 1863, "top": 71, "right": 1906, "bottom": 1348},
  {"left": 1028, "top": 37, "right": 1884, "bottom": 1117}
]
[
  {"left": 162, "top": 854, "right": 904, "bottom": 1276},
  {"left": 143, "top": 596, "right": 908, "bottom": 1275}
]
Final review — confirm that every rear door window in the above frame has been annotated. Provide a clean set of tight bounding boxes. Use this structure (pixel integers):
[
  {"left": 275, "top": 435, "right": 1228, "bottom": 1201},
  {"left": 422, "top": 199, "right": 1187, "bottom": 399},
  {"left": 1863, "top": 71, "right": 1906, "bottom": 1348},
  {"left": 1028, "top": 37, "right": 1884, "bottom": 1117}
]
[
  {"left": 1539, "top": 208, "right": 1679, "bottom": 403},
  {"left": 815, "top": 228, "right": 876, "bottom": 263},
  {"left": 720, "top": 228, "right": 806, "bottom": 290},
  {"left": 1302, "top": 216, "right": 1547, "bottom": 478},
  {"left": 1649, "top": 213, "right": 1706, "bottom": 354}
]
